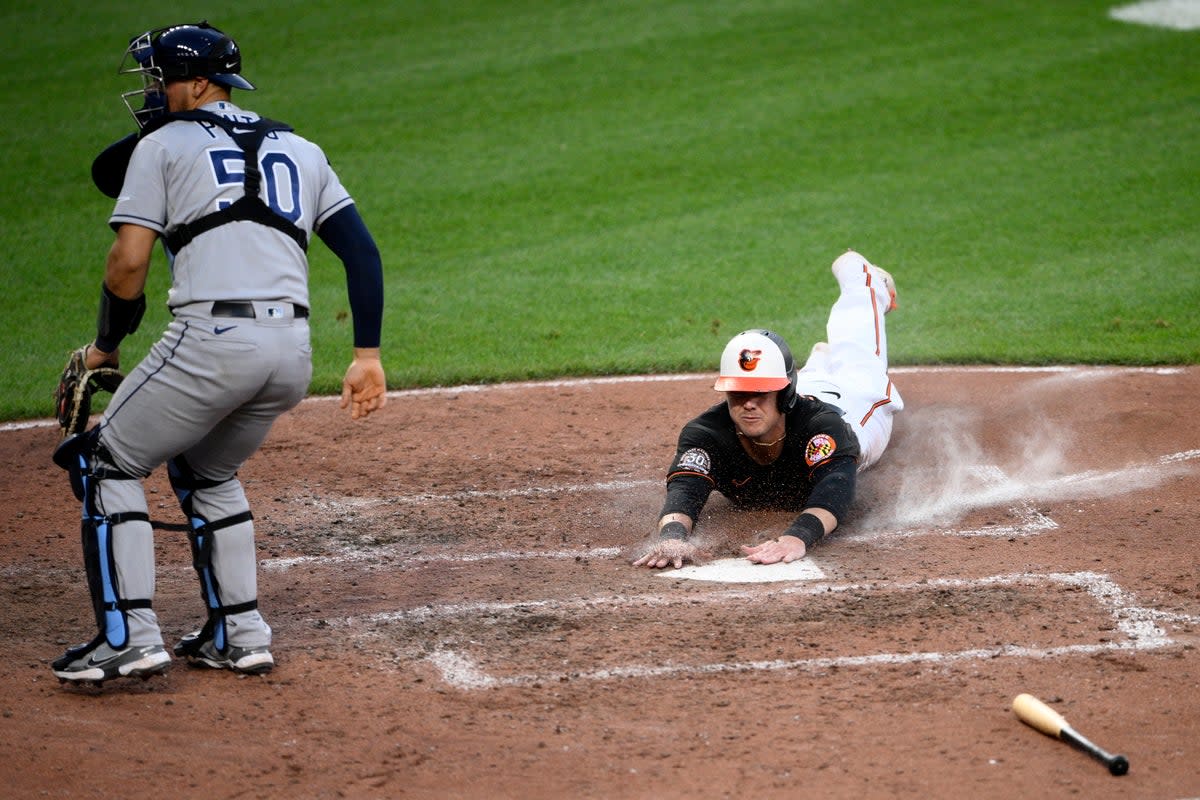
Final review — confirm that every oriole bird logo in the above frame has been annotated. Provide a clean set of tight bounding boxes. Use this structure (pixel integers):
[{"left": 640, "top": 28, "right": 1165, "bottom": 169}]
[{"left": 738, "top": 349, "right": 762, "bottom": 371}]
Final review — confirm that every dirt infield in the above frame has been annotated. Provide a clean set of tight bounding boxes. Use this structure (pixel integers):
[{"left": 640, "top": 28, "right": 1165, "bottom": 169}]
[{"left": 2, "top": 366, "right": 1198, "bottom": 800}]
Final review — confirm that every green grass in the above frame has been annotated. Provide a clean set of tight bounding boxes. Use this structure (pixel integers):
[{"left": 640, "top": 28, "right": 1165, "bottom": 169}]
[{"left": 1, "top": 0, "right": 1198, "bottom": 419}]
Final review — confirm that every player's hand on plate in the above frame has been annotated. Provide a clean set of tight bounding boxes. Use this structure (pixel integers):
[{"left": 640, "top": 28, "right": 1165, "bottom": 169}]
[
  {"left": 741, "top": 534, "right": 807, "bottom": 564},
  {"left": 632, "top": 538, "right": 698, "bottom": 570}
]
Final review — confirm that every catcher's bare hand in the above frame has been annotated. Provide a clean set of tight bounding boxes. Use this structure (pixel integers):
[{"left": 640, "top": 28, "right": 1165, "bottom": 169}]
[
  {"left": 741, "top": 534, "right": 807, "bottom": 564},
  {"left": 84, "top": 343, "right": 119, "bottom": 371},
  {"left": 632, "top": 539, "right": 698, "bottom": 570},
  {"left": 341, "top": 347, "right": 387, "bottom": 420}
]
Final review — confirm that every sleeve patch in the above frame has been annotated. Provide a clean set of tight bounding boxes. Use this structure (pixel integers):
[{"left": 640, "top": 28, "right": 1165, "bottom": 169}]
[
  {"left": 805, "top": 434, "right": 836, "bottom": 467},
  {"left": 676, "top": 447, "right": 712, "bottom": 475}
]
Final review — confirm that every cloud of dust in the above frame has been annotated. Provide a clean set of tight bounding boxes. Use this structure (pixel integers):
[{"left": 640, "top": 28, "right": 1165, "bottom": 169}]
[
  {"left": 859, "top": 371, "right": 1189, "bottom": 531},
  {"left": 862, "top": 405, "right": 995, "bottom": 529}
]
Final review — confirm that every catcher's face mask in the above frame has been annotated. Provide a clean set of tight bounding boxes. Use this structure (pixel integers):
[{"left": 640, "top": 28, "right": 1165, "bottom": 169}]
[
  {"left": 118, "top": 21, "right": 255, "bottom": 128},
  {"left": 118, "top": 29, "right": 169, "bottom": 128}
]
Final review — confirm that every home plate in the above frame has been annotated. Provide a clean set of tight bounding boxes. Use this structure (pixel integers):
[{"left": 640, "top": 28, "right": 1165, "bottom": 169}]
[{"left": 656, "top": 557, "right": 826, "bottom": 583}]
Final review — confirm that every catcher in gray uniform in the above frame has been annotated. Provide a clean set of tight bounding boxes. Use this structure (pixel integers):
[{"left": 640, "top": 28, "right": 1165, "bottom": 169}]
[{"left": 51, "top": 21, "right": 387, "bottom": 685}]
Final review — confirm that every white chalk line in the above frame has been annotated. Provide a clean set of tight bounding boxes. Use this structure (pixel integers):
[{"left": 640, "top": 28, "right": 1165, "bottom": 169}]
[
  {"left": 261, "top": 545, "right": 622, "bottom": 572},
  {"left": 327, "top": 570, "right": 1194, "bottom": 628},
  {"left": 298, "top": 478, "right": 656, "bottom": 513},
  {"left": 0, "top": 544, "right": 626, "bottom": 583},
  {"left": 429, "top": 641, "right": 1142, "bottom": 690},
  {"left": 407, "top": 571, "right": 1199, "bottom": 690},
  {"left": 0, "top": 365, "right": 1187, "bottom": 432}
]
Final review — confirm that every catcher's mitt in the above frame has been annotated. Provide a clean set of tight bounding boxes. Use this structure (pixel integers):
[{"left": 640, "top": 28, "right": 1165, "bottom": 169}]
[{"left": 54, "top": 347, "right": 124, "bottom": 438}]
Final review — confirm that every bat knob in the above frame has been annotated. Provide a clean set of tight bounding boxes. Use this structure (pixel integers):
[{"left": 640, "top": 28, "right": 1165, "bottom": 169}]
[{"left": 1109, "top": 755, "right": 1129, "bottom": 776}]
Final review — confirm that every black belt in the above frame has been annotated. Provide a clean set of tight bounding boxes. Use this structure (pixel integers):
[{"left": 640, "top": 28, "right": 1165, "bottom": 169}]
[{"left": 211, "top": 301, "right": 309, "bottom": 319}]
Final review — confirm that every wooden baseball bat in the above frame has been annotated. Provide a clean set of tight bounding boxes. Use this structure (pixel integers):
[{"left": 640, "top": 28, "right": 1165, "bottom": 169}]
[{"left": 1012, "top": 693, "right": 1129, "bottom": 776}]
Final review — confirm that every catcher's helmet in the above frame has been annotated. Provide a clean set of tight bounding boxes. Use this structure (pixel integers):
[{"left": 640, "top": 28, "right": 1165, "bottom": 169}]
[
  {"left": 119, "top": 21, "right": 254, "bottom": 126},
  {"left": 713, "top": 329, "right": 798, "bottom": 411}
]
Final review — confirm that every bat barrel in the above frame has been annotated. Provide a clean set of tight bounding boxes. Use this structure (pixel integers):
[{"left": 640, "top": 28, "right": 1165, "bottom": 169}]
[{"left": 1060, "top": 725, "right": 1129, "bottom": 776}]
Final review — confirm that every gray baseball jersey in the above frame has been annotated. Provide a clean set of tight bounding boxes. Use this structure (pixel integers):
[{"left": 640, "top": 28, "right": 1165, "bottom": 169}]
[{"left": 110, "top": 99, "right": 354, "bottom": 308}]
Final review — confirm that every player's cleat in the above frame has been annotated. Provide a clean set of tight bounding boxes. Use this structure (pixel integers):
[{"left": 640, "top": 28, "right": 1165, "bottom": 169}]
[
  {"left": 174, "top": 631, "right": 275, "bottom": 675},
  {"left": 831, "top": 250, "right": 897, "bottom": 313},
  {"left": 873, "top": 266, "right": 898, "bottom": 314},
  {"left": 52, "top": 636, "right": 170, "bottom": 684}
]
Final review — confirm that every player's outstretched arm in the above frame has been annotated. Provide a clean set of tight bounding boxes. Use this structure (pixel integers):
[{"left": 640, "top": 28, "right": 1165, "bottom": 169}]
[{"left": 341, "top": 347, "right": 386, "bottom": 420}]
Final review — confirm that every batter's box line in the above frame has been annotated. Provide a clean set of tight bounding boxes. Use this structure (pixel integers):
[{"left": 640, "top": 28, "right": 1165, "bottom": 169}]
[
  {"left": 292, "top": 478, "right": 657, "bottom": 512},
  {"left": 326, "top": 573, "right": 940, "bottom": 628},
  {"left": 261, "top": 545, "right": 623, "bottom": 572},
  {"left": 322, "top": 570, "right": 1195, "bottom": 628},
  {"left": 428, "top": 640, "right": 1149, "bottom": 691},
  {"left": 409, "top": 571, "right": 1200, "bottom": 690}
]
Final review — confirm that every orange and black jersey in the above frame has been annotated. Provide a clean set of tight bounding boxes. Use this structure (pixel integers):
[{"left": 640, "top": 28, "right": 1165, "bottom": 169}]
[{"left": 660, "top": 396, "right": 861, "bottom": 523}]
